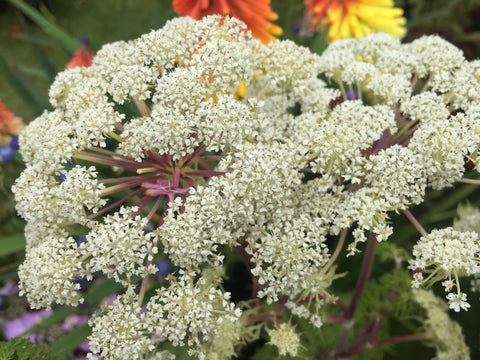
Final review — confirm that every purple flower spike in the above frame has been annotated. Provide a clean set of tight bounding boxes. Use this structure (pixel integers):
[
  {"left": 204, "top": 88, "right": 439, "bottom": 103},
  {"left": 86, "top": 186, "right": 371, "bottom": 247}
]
[
  {"left": 4, "top": 309, "right": 52, "bottom": 340},
  {"left": 9, "top": 137, "right": 19, "bottom": 150},
  {"left": 78, "top": 36, "right": 90, "bottom": 46},
  {"left": 76, "top": 236, "right": 87, "bottom": 247},
  {"left": 156, "top": 260, "right": 169, "bottom": 283},
  {"left": 62, "top": 314, "right": 89, "bottom": 332},
  {"left": 79, "top": 340, "right": 90, "bottom": 353},
  {"left": 0, "top": 281, "right": 19, "bottom": 296},
  {"left": 56, "top": 174, "right": 67, "bottom": 185},
  {"left": 0, "top": 145, "right": 14, "bottom": 162},
  {"left": 345, "top": 89, "right": 359, "bottom": 100}
]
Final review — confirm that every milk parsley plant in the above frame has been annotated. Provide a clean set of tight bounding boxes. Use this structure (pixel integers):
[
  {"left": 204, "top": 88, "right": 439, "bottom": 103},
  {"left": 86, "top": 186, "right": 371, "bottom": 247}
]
[{"left": 13, "top": 15, "right": 480, "bottom": 359}]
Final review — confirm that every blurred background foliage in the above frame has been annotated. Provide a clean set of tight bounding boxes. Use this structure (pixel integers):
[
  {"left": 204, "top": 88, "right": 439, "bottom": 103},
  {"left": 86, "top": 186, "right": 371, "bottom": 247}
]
[{"left": 1, "top": 0, "right": 480, "bottom": 358}]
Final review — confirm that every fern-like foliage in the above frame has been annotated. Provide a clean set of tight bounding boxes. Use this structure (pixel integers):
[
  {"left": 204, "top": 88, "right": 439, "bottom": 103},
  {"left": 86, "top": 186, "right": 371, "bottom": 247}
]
[{"left": 0, "top": 337, "right": 55, "bottom": 360}]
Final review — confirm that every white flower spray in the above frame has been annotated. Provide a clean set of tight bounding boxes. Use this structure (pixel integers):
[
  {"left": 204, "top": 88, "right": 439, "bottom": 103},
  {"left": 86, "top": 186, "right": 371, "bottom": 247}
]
[{"left": 13, "top": 15, "right": 480, "bottom": 359}]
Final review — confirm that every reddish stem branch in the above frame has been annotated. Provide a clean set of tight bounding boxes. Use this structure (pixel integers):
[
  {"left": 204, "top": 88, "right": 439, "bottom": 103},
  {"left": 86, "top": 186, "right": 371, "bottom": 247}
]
[
  {"left": 335, "top": 232, "right": 378, "bottom": 356},
  {"left": 235, "top": 242, "right": 261, "bottom": 298},
  {"left": 340, "top": 332, "right": 428, "bottom": 358},
  {"left": 403, "top": 209, "right": 427, "bottom": 236}
]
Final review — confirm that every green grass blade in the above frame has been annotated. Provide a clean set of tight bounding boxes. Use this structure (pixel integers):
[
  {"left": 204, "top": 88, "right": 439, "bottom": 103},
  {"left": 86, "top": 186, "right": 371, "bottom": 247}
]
[
  {"left": 0, "top": 234, "right": 26, "bottom": 256},
  {"left": 9, "top": 0, "right": 78, "bottom": 54},
  {"left": 47, "top": 324, "right": 91, "bottom": 358},
  {"left": 0, "top": 52, "right": 49, "bottom": 115},
  {"left": 17, "top": 65, "right": 50, "bottom": 80},
  {"left": 17, "top": 11, "right": 59, "bottom": 80},
  {"left": 11, "top": 63, "right": 52, "bottom": 111}
]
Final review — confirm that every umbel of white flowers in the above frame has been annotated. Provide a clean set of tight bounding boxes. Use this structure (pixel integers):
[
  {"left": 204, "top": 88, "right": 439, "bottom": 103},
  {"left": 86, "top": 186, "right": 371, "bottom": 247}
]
[{"left": 12, "top": 14, "right": 480, "bottom": 360}]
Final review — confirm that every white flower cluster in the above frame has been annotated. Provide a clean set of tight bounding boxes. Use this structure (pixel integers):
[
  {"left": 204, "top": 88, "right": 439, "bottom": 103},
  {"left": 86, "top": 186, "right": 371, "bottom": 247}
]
[
  {"left": 453, "top": 203, "right": 480, "bottom": 295},
  {"left": 13, "top": 14, "right": 480, "bottom": 359},
  {"left": 18, "top": 231, "right": 85, "bottom": 309},
  {"left": 413, "top": 289, "right": 469, "bottom": 359},
  {"left": 87, "top": 287, "right": 155, "bottom": 360},
  {"left": 267, "top": 322, "right": 301, "bottom": 357},
  {"left": 146, "top": 269, "right": 242, "bottom": 359},
  {"left": 454, "top": 202, "right": 480, "bottom": 234},
  {"left": 409, "top": 228, "right": 480, "bottom": 311},
  {"left": 81, "top": 207, "right": 158, "bottom": 285}
]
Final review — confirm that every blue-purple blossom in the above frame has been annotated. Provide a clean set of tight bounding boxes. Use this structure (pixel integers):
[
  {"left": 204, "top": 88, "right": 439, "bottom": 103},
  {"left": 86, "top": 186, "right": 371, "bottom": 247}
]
[
  {"left": 3, "top": 309, "right": 52, "bottom": 341},
  {"left": 0, "top": 137, "right": 20, "bottom": 162},
  {"left": 156, "top": 260, "right": 169, "bottom": 283}
]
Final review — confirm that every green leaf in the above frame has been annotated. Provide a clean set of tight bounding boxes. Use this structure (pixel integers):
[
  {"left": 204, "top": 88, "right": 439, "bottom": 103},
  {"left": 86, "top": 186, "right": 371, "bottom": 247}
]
[
  {"left": 16, "top": 65, "right": 50, "bottom": 80},
  {"left": 47, "top": 324, "right": 91, "bottom": 358},
  {"left": 0, "top": 234, "right": 26, "bottom": 256},
  {"left": 11, "top": 64, "right": 52, "bottom": 110},
  {"left": 310, "top": 26, "right": 329, "bottom": 55},
  {"left": 0, "top": 53, "right": 50, "bottom": 115},
  {"left": 9, "top": 0, "right": 78, "bottom": 54},
  {"left": 16, "top": 11, "right": 59, "bottom": 80}
]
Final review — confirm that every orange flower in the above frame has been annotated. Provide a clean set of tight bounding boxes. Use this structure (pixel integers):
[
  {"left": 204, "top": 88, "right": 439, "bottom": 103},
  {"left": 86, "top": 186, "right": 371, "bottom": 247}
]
[
  {"left": 66, "top": 47, "right": 95, "bottom": 69},
  {"left": 172, "top": 0, "right": 282, "bottom": 43},
  {"left": 66, "top": 38, "right": 95, "bottom": 69},
  {"left": 305, "top": 0, "right": 406, "bottom": 42},
  {"left": 0, "top": 100, "right": 24, "bottom": 146}
]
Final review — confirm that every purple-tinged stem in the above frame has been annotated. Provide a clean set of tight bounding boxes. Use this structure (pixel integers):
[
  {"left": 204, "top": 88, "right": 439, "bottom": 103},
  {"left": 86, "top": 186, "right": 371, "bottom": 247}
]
[
  {"left": 196, "top": 158, "right": 212, "bottom": 171},
  {"left": 200, "top": 156, "right": 224, "bottom": 161},
  {"left": 345, "top": 318, "right": 377, "bottom": 351},
  {"left": 76, "top": 152, "right": 144, "bottom": 171},
  {"left": 100, "top": 180, "right": 142, "bottom": 196},
  {"left": 374, "top": 332, "right": 428, "bottom": 346},
  {"left": 183, "top": 144, "right": 208, "bottom": 166},
  {"left": 88, "top": 146, "right": 134, "bottom": 161},
  {"left": 403, "top": 209, "right": 427, "bottom": 236},
  {"left": 113, "top": 122, "right": 124, "bottom": 132},
  {"left": 336, "top": 232, "right": 378, "bottom": 356},
  {"left": 184, "top": 169, "right": 226, "bottom": 177},
  {"left": 89, "top": 188, "right": 144, "bottom": 218},
  {"left": 393, "top": 126, "right": 417, "bottom": 147},
  {"left": 369, "top": 317, "right": 381, "bottom": 343},
  {"left": 181, "top": 176, "right": 198, "bottom": 188},
  {"left": 137, "top": 235, "right": 159, "bottom": 307},
  {"left": 132, "top": 195, "right": 154, "bottom": 218},
  {"left": 235, "top": 242, "right": 260, "bottom": 298},
  {"left": 339, "top": 332, "right": 428, "bottom": 358},
  {"left": 146, "top": 196, "right": 164, "bottom": 221},
  {"left": 173, "top": 167, "right": 181, "bottom": 187},
  {"left": 98, "top": 173, "right": 160, "bottom": 184},
  {"left": 145, "top": 150, "right": 170, "bottom": 168},
  {"left": 132, "top": 96, "right": 151, "bottom": 118},
  {"left": 371, "top": 130, "right": 392, "bottom": 156}
]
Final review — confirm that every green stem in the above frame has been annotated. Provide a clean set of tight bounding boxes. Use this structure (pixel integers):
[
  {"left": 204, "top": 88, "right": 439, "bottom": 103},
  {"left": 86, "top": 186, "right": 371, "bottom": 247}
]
[
  {"left": 338, "top": 81, "right": 348, "bottom": 101},
  {"left": 459, "top": 178, "right": 480, "bottom": 185}
]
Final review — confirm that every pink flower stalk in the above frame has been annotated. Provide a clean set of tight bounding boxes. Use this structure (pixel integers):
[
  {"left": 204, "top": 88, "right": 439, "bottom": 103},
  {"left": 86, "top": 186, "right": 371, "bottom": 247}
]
[{"left": 79, "top": 140, "right": 225, "bottom": 223}]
